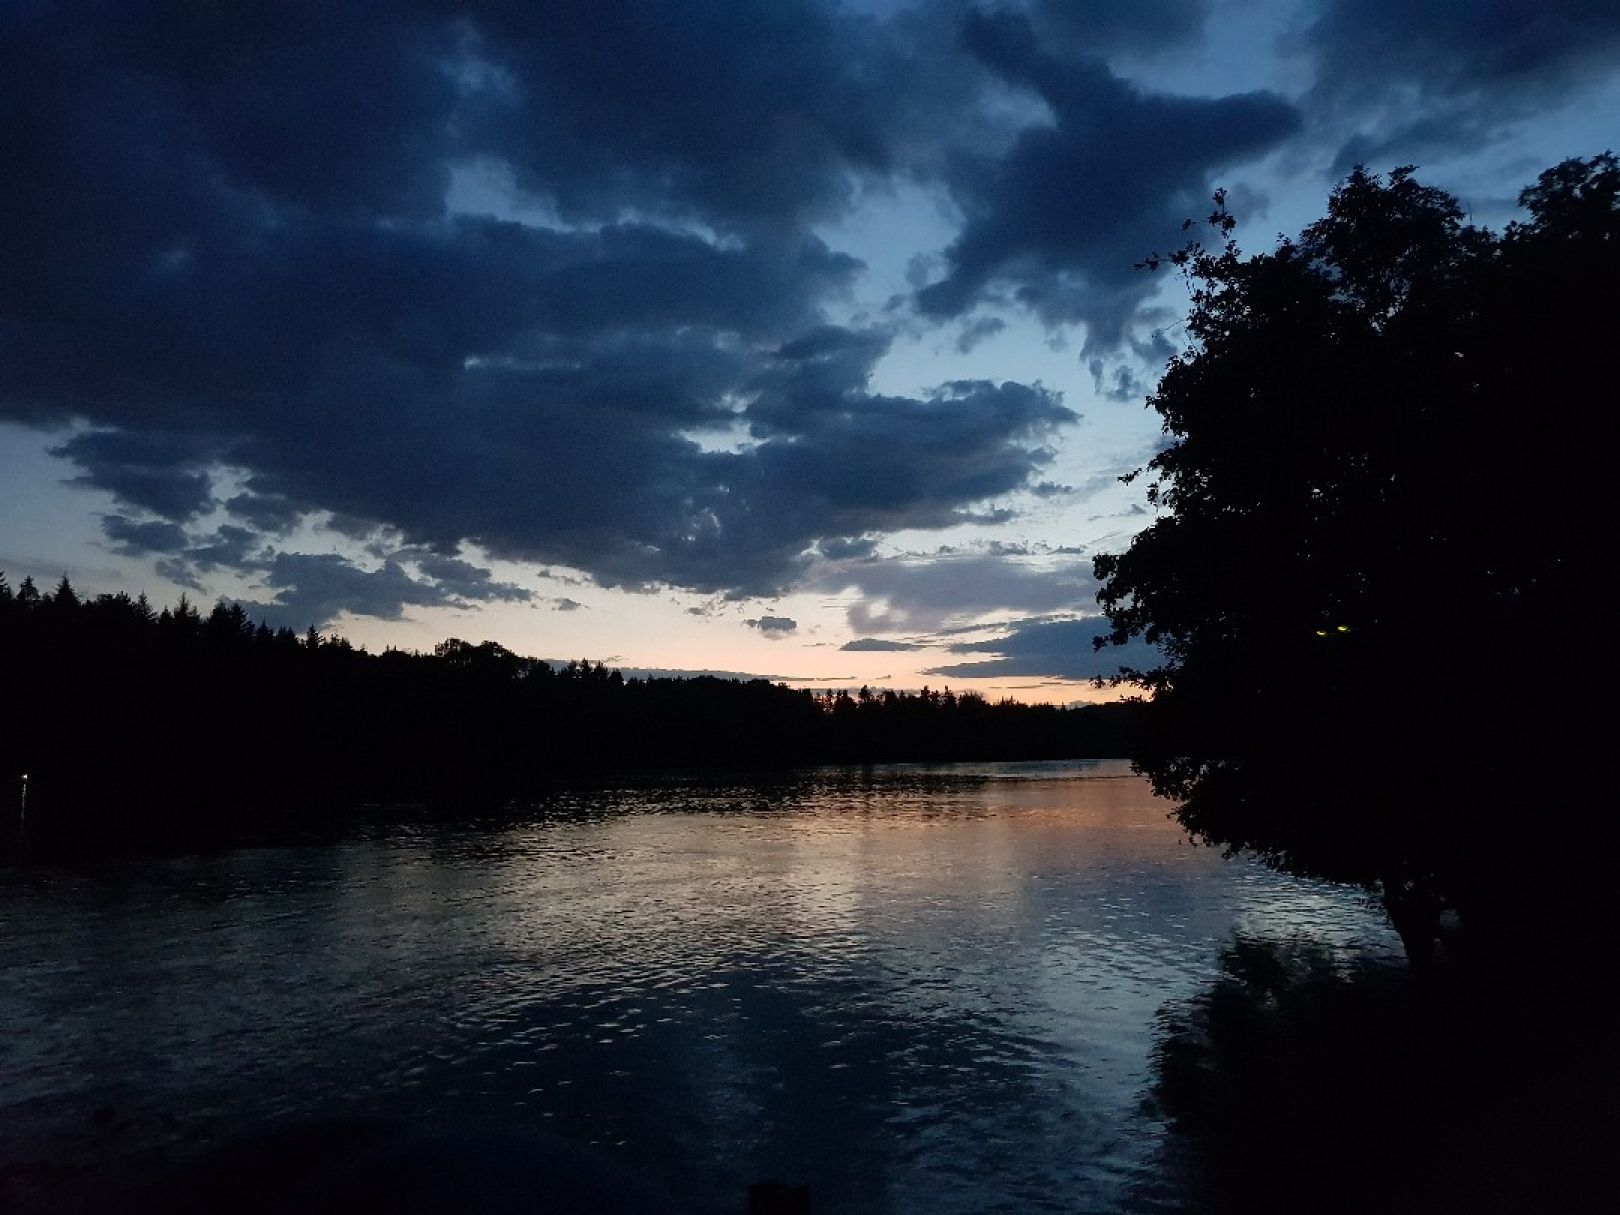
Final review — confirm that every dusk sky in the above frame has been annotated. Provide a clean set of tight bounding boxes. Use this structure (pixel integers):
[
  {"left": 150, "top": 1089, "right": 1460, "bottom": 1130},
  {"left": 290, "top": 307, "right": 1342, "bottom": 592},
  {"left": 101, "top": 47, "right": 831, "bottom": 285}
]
[{"left": 3, "top": 1, "right": 1616, "bottom": 702}]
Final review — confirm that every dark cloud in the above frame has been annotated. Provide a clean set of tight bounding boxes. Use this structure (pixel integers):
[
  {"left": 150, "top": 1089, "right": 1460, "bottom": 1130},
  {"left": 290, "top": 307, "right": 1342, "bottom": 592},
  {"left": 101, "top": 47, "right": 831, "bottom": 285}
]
[
  {"left": 1087, "top": 358, "right": 1146, "bottom": 402},
  {"left": 104, "top": 517, "right": 266, "bottom": 581},
  {"left": 0, "top": 2, "right": 1089, "bottom": 613},
  {"left": 810, "top": 551, "right": 1099, "bottom": 633},
  {"left": 407, "top": 552, "right": 532, "bottom": 604},
  {"left": 954, "top": 316, "right": 1007, "bottom": 353},
  {"left": 186, "top": 526, "right": 266, "bottom": 572},
  {"left": 235, "top": 551, "right": 531, "bottom": 630},
  {"left": 746, "top": 615, "right": 799, "bottom": 637},
  {"left": 53, "top": 432, "right": 217, "bottom": 522},
  {"left": 923, "top": 616, "right": 1164, "bottom": 680},
  {"left": 716, "top": 333, "right": 1077, "bottom": 591},
  {"left": 223, "top": 493, "right": 302, "bottom": 535},
  {"left": 228, "top": 326, "right": 1068, "bottom": 598},
  {"left": 236, "top": 556, "right": 446, "bottom": 629},
  {"left": 1031, "top": 0, "right": 1212, "bottom": 56},
  {"left": 452, "top": 0, "right": 979, "bottom": 232},
  {"left": 99, "top": 512, "right": 532, "bottom": 627},
  {"left": 551, "top": 597, "right": 584, "bottom": 612},
  {"left": 976, "top": 540, "right": 1021, "bottom": 556},
  {"left": 1087, "top": 332, "right": 1179, "bottom": 404},
  {"left": 152, "top": 558, "right": 205, "bottom": 593},
  {"left": 1304, "top": 0, "right": 1620, "bottom": 169},
  {"left": 101, "top": 515, "right": 188, "bottom": 557},
  {"left": 915, "top": 8, "right": 1299, "bottom": 349},
  {"left": 816, "top": 536, "right": 880, "bottom": 560},
  {"left": 840, "top": 637, "right": 923, "bottom": 652},
  {"left": 36, "top": 0, "right": 1598, "bottom": 630},
  {"left": 1310, "top": 0, "right": 1620, "bottom": 99}
]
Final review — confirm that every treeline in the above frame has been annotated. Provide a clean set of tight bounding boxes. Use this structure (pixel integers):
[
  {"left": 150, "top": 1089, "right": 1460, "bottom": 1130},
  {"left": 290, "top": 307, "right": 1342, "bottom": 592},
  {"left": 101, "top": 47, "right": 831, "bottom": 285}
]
[{"left": 0, "top": 574, "right": 1143, "bottom": 846}]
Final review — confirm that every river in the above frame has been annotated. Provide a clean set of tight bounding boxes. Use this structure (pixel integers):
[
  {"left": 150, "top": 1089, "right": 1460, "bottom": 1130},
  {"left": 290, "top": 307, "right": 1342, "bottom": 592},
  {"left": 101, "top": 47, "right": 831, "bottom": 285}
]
[{"left": 0, "top": 760, "right": 1401, "bottom": 1212}]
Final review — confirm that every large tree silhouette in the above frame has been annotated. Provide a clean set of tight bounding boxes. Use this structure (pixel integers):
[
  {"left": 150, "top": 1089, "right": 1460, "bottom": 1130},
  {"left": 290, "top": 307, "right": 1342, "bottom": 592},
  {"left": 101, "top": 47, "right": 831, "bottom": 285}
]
[{"left": 1094, "top": 155, "right": 1616, "bottom": 960}]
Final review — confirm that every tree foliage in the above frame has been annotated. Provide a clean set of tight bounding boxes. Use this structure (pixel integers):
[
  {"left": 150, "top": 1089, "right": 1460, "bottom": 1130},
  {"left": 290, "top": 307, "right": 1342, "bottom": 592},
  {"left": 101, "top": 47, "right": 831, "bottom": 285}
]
[{"left": 1094, "top": 155, "right": 1617, "bottom": 949}]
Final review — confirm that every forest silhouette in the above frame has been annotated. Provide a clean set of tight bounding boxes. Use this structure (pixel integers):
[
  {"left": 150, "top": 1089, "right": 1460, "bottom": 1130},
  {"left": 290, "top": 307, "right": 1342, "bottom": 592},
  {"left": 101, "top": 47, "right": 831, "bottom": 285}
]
[{"left": 0, "top": 573, "right": 1141, "bottom": 849}]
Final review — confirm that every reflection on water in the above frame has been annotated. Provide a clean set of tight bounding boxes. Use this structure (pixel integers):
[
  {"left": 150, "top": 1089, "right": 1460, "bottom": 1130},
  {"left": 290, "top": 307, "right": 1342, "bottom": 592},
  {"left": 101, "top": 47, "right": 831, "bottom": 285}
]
[
  {"left": 1144, "top": 934, "right": 1613, "bottom": 1214},
  {"left": 0, "top": 761, "right": 1399, "bottom": 1213}
]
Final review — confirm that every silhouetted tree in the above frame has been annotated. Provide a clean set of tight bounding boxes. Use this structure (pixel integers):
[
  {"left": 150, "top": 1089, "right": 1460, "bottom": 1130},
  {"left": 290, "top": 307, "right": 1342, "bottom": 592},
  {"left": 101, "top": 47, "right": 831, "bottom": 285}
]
[
  {"left": 1094, "top": 155, "right": 1617, "bottom": 961},
  {"left": 51, "top": 574, "right": 79, "bottom": 610}
]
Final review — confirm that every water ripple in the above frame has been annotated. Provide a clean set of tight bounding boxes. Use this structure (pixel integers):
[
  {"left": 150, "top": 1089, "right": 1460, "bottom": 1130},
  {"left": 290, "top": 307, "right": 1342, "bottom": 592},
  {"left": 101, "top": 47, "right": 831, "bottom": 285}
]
[{"left": 0, "top": 761, "right": 1397, "bottom": 1213}]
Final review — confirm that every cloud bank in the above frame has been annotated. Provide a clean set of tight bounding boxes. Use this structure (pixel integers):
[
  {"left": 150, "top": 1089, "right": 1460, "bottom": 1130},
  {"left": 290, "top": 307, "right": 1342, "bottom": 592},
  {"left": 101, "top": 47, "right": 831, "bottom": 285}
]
[
  {"left": 3, "top": 1, "right": 1612, "bottom": 627},
  {"left": 925, "top": 617, "right": 1164, "bottom": 681}
]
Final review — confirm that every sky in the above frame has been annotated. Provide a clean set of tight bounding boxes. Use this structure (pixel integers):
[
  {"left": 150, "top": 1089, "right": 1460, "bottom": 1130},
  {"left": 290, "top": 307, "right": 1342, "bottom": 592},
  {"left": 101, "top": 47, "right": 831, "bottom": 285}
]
[{"left": 3, "top": 1, "right": 1617, "bottom": 703}]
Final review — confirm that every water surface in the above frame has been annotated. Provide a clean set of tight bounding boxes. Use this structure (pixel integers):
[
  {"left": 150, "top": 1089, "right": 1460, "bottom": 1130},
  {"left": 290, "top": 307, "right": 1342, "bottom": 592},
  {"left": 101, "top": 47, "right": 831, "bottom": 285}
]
[{"left": 0, "top": 761, "right": 1399, "bottom": 1212}]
